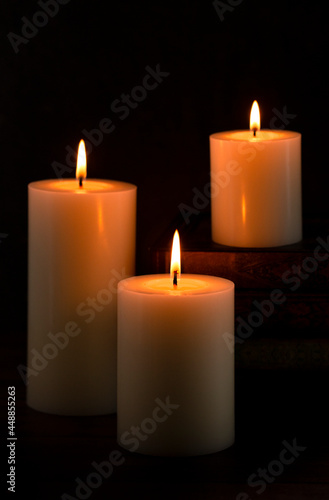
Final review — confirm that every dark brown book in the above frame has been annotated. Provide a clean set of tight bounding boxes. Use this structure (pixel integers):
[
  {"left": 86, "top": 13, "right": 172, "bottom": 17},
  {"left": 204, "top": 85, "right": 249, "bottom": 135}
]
[
  {"left": 150, "top": 215, "right": 329, "bottom": 292},
  {"left": 149, "top": 215, "right": 329, "bottom": 368}
]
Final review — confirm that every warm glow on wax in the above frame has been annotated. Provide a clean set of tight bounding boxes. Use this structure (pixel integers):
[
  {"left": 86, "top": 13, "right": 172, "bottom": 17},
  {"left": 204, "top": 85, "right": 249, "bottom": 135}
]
[
  {"left": 210, "top": 99, "right": 302, "bottom": 248},
  {"left": 27, "top": 136, "right": 137, "bottom": 416},
  {"left": 76, "top": 139, "right": 87, "bottom": 181},
  {"left": 250, "top": 100, "right": 260, "bottom": 133},
  {"left": 170, "top": 230, "right": 181, "bottom": 283}
]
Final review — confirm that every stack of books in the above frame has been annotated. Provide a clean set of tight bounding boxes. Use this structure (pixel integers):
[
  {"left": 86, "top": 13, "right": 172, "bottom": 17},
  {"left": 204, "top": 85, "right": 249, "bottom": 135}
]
[{"left": 150, "top": 214, "right": 329, "bottom": 370}]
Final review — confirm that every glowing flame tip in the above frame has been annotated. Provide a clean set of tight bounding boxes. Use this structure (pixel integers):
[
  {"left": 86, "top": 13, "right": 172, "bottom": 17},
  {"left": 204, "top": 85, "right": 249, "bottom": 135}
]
[
  {"left": 170, "top": 230, "right": 181, "bottom": 284},
  {"left": 76, "top": 139, "right": 87, "bottom": 181},
  {"left": 250, "top": 100, "right": 260, "bottom": 132}
]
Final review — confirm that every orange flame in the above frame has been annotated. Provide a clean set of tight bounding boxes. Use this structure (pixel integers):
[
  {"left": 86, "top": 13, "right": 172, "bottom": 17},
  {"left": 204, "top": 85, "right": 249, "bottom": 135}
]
[
  {"left": 250, "top": 100, "right": 260, "bottom": 132},
  {"left": 170, "top": 230, "right": 181, "bottom": 283},
  {"left": 76, "top": 139, "right": 87, "bottom": 180}
]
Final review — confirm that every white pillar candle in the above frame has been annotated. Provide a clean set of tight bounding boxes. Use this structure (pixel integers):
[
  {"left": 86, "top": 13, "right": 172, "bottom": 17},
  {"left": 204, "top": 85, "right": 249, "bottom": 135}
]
[
  {"left": 117, "top": 231, "right": 234, "bottom": 456},
  {"left": 210, "top": 101, "right": 302, "bottom": 248},
  {"left": 27, "top": 140, "right": 136, "bottom": 415}
]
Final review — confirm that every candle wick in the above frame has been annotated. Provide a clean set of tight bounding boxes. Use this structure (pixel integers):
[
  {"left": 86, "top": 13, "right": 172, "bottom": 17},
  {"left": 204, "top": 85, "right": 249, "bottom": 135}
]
[
  {"left": 253, "top": 128, "right": 256, "bottom": 137},
  {"left": 173, "top": 270, "right": 178, "bottom": 287},
  {"left": 79, "top": 177, "right": 83, "bottom": 188}
]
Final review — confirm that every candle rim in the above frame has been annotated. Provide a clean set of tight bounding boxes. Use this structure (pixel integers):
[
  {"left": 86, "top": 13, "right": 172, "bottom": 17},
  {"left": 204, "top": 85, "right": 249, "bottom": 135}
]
[
  {"left": 28, "top": 179, "right": 137, "bottom": 193},
  {"left": 210, "top": 129, "right": 301, "bottom": 141},
  {"left": 118, "top": 273, "right": 234, "bottom": 296}
]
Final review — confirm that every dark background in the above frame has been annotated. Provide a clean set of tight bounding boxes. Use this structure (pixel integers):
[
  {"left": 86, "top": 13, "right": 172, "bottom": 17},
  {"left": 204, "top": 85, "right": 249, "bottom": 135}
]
[
  {"left": 0, "top": 1, "right": 328, "bottom": 498},
  {"left": 1, "top": 0, "right": 328, "bottom": 333}
]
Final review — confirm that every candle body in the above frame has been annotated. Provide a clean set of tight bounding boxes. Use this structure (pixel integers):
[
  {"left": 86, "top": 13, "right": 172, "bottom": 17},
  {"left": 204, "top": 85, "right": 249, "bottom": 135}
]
[
  {"left": 28, "top": 179, "right": 136, "bottom": 415},
  {"left": 117, "top": 274, "right": 234, "bottom": 456},
  {"left": 210, "top": 130, "right": 302, "bottom": 247}
]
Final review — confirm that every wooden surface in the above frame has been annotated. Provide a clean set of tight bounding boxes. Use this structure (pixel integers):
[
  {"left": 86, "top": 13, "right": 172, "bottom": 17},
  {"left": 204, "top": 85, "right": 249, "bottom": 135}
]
[
  {"left": 150, "top": 216, "right": 329, "bottom": 290},
  {"left": 1, "top": 331, "right": 329, "bottom": 499},
  {"left": 149, "top": 215, "right": 329, "bottom": 370},
  {"left": 2, "top": 218, "right": 328, "bottom": 498}
]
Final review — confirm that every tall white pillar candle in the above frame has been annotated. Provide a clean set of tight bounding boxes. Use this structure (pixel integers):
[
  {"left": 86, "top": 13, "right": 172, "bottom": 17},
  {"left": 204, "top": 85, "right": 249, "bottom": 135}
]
[
  {"left": 210, "top": 101, "right": 302, "bottom": 248},
  {"left": 27, "top": 141, "right": 136, "bottom": 415},
  {"left": 117, "top": 233, "right": 235, "bottom": 456}
]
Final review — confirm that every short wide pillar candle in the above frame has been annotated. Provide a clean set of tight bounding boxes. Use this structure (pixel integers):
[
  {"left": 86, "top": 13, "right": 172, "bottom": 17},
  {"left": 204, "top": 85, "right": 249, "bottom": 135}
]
[
  {"left": 210, "top": 122, "right": 302, "bottom": 248},
  {"left": 117, "top": 274, "right": 235, "bottom": 456},
  {"left": 27, "top": 178, "right": 136, "bottom": 415}
]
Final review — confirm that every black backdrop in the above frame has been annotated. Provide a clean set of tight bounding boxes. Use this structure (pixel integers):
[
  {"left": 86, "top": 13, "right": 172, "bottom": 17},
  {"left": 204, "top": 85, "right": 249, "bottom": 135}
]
[{"left": 0, "top": 0, "right": 328, "bottom": 332}]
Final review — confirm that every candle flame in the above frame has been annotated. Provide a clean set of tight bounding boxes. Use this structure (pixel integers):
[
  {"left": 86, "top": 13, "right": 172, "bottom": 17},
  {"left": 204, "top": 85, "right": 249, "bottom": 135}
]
[
  {"left": 250, "top": 100, "right": 260, "bottom": 133},
  {"left": 170, "top": 230, "right": 181, "bottom": 284},
  {"left": 76, "top": 139, "right": 87, "bottom": 181}
]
